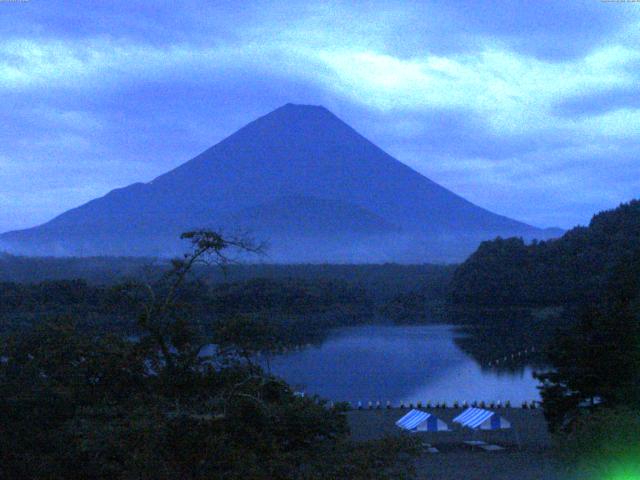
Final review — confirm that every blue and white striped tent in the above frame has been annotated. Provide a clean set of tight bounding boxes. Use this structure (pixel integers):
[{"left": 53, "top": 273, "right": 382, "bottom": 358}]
[
  {"left": 395, "top": 409, "right": 450, "bottom": 432},
  {"left": 453, "top": 408, "right": 511, "bottom": 430}
]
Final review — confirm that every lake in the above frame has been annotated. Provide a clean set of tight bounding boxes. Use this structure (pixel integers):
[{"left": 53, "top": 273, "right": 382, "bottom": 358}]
[{"left": 264, "top": 324, "right": 541, "bottom": 405}]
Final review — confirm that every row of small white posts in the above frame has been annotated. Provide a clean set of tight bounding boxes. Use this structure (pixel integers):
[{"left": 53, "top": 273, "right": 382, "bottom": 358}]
[{"left": 396, "top": 407, "right": 519, "bottom": 447}]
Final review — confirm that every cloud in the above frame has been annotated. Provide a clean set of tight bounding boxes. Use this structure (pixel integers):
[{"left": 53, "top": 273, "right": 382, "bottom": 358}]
[
  {"left": 554, "top": 86, "right": 640, "bottom": 117},
  {"left": 313, "top": 45, "right": 639, "bottom": 133},
  {"left": 427, "top": 0, "right": 632, "bottom": 60},
  {"left": 0, "top": 1, "right": 639, "bottom": 232}
]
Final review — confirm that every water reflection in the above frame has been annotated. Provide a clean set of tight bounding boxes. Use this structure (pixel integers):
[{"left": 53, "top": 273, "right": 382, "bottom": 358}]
[{"left": 265, "top": 325, "right": 541, "bottom": 404}]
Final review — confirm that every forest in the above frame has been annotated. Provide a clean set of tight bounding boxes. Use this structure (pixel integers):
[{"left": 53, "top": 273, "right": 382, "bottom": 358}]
[
  {"left": 447, "top": 201, "right": 640, "bottom": 476},
  {"left": 449, "top": 200, "right": 640, "bottom": 308},
  {"left": 0, "top": 256, "right": 455, "bottom": 345},
  {"left": 0, "top": 231, "right": 423, "bottom": 479},
  {"left": 3, "top": 202, "right": 640, "bottom": 477}
]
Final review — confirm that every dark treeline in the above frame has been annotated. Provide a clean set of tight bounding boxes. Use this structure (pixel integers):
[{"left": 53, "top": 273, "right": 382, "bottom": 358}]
[
  {"left": 0, "top": 277, "right": 376, "bottom": 347},
  {"left": 534, "top": 247, "right": 640, "bottom": 477},
  {"left": 0, "top": 232, "right": 420, "bottom": 479},
  {"left": 445, "top": 201, "right": 640, "bottom": 474},
  {"left": 538, "top": 248, "right": 640, "bottom": 428},
  {"left": 0, "top": 272, "right": 455, "bottom": 349},
  {"left": 449, "top": 200, "right": 640, "bottom": 307},
  {"left": 0, "top": 255, "right": 454, "bottom": 306},
  {"left": 0, "top": 257, "right": 456, "bottom": 337}
]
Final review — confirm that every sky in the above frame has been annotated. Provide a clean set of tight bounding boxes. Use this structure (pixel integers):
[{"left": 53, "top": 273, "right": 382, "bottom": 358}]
[{"left": 1, "top": 0, "right": 639, "bottom": 232}]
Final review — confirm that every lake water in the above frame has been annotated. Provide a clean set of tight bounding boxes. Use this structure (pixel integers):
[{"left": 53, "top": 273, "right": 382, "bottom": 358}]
[{"left": 265, "top": 324, "right": 541, "bottom": 405}]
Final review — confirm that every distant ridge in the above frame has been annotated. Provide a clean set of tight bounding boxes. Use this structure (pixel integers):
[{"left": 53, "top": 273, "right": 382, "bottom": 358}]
[{"left": 1, "top": 104, "right": 561, "bottom": 262}]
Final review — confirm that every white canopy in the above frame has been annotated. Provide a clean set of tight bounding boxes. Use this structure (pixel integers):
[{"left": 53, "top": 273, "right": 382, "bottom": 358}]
[
  {"left": 395, "top": 409, "right": 450, "bottom": 432},
  {"left": 452, "top": 407, "right": 511, "bottom": 430}
]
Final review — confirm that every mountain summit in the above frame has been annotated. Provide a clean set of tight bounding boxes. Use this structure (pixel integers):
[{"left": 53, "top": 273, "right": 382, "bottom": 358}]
[{"left": 1, "top": 104, "right": 559, "bottom": 262}]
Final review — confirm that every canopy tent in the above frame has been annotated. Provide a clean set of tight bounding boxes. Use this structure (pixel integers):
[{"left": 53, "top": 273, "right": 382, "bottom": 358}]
[
  {"left": 395, "top": 409, "right": 450, "bottom": 432},
  {"left": 453, "top": 407, "right": 511, "bottom": 430}
]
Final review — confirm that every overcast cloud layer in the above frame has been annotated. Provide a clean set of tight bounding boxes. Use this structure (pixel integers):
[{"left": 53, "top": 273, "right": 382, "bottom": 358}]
[{"left": 1, "top": 0, "right": 639, "bottom": 232}]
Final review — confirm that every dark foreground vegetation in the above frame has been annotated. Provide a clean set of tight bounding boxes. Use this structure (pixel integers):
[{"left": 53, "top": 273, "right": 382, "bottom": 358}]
[
  {"left": 535, "top": 249, "right": 640, "bottom": 478},
  {"left": 0, "top": 232, "right": 420, "bottom": 479},
  {"left": 450, "top": 200, "right": 640, "bottom": 477},
  {"left": 3, "top": 201, "right": 640, "bottom": 478}
]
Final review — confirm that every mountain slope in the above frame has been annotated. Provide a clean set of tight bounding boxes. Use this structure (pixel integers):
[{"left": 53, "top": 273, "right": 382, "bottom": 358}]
[{"left": 1, "top": 103, "right": 558, "bottom": 261}]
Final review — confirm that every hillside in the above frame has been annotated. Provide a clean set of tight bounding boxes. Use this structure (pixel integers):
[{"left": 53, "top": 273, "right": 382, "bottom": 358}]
[
  {"left": 449, "top": 199, "right": 640, "bottom": 306},
  {"left": 1, "top": 104, "right": 558, "bottom": 262}
]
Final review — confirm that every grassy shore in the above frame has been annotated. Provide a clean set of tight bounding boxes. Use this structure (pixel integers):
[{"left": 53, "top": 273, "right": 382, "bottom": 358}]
[{"left": 347, "top": 407, "right": 560, "bottom": 480}]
